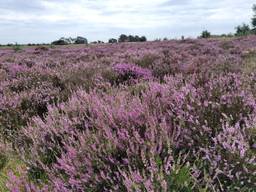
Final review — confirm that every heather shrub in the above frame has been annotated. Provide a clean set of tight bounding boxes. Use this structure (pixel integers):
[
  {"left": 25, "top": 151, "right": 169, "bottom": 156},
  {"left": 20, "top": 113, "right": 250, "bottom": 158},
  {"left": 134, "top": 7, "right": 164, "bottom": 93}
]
[
  {"left": 60, "top": 66, "right": 107, "bottom": 92},
  {"left": 151, "top": 63, "right": 175, "bottom": 80},
  {"left": 246, "top": 126, "right": 256, "bottom": 147},
  {"left": 6, "top": 71, "right": 63, "bottom": 93},
  {"left": 142, "top": 74, "right": 255, "bottom": 150},
  {"left": 151, "top": 52, "right": 178, "bottom": 79},
  {"left": 19, "top": 58, "right": 36, "bottom": 68},
  {"left": 1, "top": 36, "right": 256, "bottom": 191},
  {"left": 127, "top": 82, "right": 149, "bottom": 96},
  {"left": 200, "top": 122, "right": 256, "bottom": 191},
  {"left": 198, "top": 74, "right": 255, "bottom": 127},
  {"left": 101, "top": 67, "right": 119, "bottom": 85},
  {"left": 18, "top": 72, "right": 256, "bottom": 191},
  {"left": 22, "top": 89, "right": 201, "bottom": 190},
  {"left": 51, "top": 146, "right": 202, "bottom": 191},
  {"left": 113, "top": 63, "right": 153, "bottom": 84},
  {"left": 0, "top": 86, "right": 61, "bottom": 142},
  {"left": 210, "top": 55, "right": 242, "bottom": 74},
  {"left": 57, "top": 65, "right": 119, "bottom": 100},
  {"left": 0, "top": 104, "right": 26, "bottom": 142},
  {"left": 5, "top": 63, "right": 28, "bottom": 78},
  {"left": 135, "top": 53, "right": 159, "bottom": 68},
  {"left": 7, "top": 170, "right": 49, "bottom": 192},
  {"left": 0, "top": 70, "right": 63, "bottom": 142}
]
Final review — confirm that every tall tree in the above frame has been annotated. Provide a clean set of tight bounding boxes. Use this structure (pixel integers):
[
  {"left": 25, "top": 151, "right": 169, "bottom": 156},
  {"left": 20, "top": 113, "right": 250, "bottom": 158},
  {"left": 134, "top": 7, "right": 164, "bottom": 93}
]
[
  {"left": 235, "top": 23, "right": 251, "bottom": 36},
  {"left": 139, "top": 36, "right": 147, "bottom": 42},
  {"left": 252, "top": 4, "right": 256, "bottom": 33},
  {"left": 118, "top": 34, "right": 128, "bottom": 42}
]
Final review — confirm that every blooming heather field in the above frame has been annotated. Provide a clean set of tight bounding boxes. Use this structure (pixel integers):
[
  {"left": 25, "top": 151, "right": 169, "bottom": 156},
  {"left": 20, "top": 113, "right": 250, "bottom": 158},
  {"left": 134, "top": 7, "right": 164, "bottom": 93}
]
[{"left": 0, "top": 36, "right": 256, "bottom": 191}]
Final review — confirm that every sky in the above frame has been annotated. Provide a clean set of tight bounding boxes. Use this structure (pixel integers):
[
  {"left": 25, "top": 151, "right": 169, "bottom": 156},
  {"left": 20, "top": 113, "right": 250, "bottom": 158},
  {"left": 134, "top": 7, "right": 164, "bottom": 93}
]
[{"left": 0, "top": 0, "right": 255, "bottom": 44}]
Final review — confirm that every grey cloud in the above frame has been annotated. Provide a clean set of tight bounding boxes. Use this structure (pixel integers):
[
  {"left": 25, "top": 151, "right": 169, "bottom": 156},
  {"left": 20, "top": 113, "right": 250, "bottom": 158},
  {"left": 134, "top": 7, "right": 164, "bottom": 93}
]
[
  {"left": 0, "top": 0, "right": 255, "bottom": 44},
  {"left": 0, "top": 0, "right": 45, "bottom": 12}
]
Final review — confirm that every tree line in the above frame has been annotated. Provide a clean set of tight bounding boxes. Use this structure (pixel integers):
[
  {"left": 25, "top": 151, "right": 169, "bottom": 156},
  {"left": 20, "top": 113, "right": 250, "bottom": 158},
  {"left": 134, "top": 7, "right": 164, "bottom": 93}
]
[{"left": 50, "top": 34, "right": 147, "bottom": 45}]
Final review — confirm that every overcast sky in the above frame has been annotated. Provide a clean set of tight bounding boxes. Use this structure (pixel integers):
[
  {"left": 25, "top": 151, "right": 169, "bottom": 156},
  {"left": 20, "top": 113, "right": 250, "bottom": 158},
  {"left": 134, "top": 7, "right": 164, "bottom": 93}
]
[{"left": 0, "top": 0, "right": 254, "bottom": 44}]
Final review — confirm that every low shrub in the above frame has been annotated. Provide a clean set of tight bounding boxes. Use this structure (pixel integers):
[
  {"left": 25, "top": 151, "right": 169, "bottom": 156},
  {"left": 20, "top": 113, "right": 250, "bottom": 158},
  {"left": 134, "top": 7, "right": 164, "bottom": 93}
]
[
  {"left": 16, "top": 73, "right": 256, "bottom": 191},
  {"left": 113, "top": 63, "right": 153, "bottom": 84}
]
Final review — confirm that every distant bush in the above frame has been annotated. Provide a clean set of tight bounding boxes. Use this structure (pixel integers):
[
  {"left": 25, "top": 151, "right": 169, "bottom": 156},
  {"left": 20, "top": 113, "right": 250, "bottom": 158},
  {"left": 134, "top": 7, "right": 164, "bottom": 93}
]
[
  {"left": 51, "top": 39, "right": 69, "bottom": 45},
  {"left": 200, "top": 30, "right": 211, "bottom": 38},
  {"left": 118, "top": 34, "right": 128, "bottom": 42},
  {"left": 118, "top": 34, "right": 147, "bottom": 42},
  {"left": 74, "top": 36, "right": 88, "bottom": 44},
  {"left": 139, "top": 36, "right": 147, "bottom": 42},
  {"left": 52, "top": 36, "right": 88, "bottom": 45},
  {"left": 108, "top": 38, "right": 118, "bottom": 43},
  {"left": 91, "top": 40, "right": 104, "bottom": 44},
  {"left": 235, "top": 23, "right": 251, "bottom": 36}
]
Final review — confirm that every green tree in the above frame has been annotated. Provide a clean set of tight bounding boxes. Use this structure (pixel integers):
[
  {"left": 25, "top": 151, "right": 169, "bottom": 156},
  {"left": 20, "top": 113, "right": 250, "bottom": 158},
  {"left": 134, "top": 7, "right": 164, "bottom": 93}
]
[
  {"left": 118, "top": 34, "right": 128, "bottom": 42},
  {"left": 127, "top": 35, "right": 135, "bottom": 42},
  {"left": 74, "top": 36, "right": 88, "bottom": 44},
  {"left": 252, "top": 4, "right": 256, "bottom": 33},
  {"left": 139, "top": 36, "right": 147, "bottom": 42},
  {"left": 108, "top": 38, "right": 117, "bottom": 43},
  {"left": 235, "top": 23, "right": 251, "bottom": 36},
  {"left": 200, "top": 30, "right": 211, "bottom": 38}
]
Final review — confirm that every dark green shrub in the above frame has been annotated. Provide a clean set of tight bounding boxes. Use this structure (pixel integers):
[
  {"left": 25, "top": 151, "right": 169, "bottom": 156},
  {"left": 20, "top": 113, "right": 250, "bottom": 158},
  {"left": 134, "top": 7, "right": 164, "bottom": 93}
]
[
  {"left": 235, "top": 24, "right": 251, "bottom": 36},
  {"left": 200, "top": 30, "right": 211, "bottom": 38}
]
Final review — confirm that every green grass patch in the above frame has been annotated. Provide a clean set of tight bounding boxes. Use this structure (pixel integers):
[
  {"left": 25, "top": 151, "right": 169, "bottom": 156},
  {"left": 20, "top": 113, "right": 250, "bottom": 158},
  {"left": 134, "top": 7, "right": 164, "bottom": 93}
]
[{"left": 0, "top": 154, "right": 25, "bottom": 192}]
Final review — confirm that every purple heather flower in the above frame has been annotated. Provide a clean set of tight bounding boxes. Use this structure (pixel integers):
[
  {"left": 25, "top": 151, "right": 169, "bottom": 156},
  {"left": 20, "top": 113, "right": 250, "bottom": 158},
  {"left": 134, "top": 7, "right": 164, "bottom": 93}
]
[{"left": 113, "top": 63, "right": 153, "bottom": 80}]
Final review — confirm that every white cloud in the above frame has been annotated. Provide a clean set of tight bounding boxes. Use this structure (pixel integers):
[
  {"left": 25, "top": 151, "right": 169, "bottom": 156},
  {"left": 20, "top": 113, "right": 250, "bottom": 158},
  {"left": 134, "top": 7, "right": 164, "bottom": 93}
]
[
  {"left": 38, "top": 0, "right": 171, "bottom": 28},
  {"left": 0, "top": 0, "right": 255, "bottom": 43}
]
